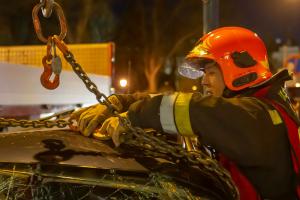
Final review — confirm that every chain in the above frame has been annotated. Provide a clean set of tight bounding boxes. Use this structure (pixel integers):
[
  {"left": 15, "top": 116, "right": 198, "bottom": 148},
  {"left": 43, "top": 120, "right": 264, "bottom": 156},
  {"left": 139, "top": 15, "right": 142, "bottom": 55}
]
[
  {"left": 40, "top": 0, "right": 54, "bottom": 18},
  {"left": 0, "top": 118, "right": 70, "bottom": 129},
  {"left": 32, "top": 1, "right": 67, "bottom": 43},
  {"left": 0, "top": 105, "right": 74, "bottom": 129},
  {"left": 62, "top": 47, "right": 239, "bottom": 199},
  {"left": 63, "top": 52, "right": 117, "bottom": 113}
]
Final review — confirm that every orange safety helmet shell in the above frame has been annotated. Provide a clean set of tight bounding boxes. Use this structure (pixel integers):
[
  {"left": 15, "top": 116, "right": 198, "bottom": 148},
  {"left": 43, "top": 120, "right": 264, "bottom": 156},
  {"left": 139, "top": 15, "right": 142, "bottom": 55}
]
[{"left": 186, "top": 27, "right": 272, "bottom": 91}]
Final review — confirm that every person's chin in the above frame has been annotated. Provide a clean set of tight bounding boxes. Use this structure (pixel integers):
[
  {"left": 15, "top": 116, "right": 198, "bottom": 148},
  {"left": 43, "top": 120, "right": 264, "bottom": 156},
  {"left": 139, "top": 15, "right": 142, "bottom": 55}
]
[{"left": 203, "top": 91, "right": 213, "bottom": 96}]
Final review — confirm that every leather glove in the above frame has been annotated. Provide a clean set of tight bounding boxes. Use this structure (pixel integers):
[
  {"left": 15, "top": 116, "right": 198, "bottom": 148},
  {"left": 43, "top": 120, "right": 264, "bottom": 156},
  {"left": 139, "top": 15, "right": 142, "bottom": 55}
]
[
  {"left": 93, "top": 112, "right": 128, "bottom": 147},
  {"left": 69, "top": 95, "right": 123, "bottom": 137}
]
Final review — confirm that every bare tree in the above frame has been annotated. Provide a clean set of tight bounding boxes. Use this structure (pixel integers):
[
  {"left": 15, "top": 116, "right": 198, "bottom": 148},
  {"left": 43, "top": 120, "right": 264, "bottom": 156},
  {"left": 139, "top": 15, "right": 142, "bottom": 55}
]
[
  {"left": 117, "top": 0, "right": 203, "bottom": 92},
  {"left": 63, "top": 0, "right": 116, "bottom": 43}
]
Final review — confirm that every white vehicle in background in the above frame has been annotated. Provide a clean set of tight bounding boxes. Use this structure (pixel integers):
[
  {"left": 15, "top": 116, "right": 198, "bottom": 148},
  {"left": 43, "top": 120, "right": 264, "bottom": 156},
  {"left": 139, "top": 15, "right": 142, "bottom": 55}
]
[{"left": 0, "top": 43, "right": 114, "bottom": 120}]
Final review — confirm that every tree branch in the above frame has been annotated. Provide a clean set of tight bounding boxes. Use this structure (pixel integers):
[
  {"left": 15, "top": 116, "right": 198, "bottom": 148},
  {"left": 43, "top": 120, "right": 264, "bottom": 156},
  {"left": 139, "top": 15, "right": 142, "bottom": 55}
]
[
  {"left": 166, "top": 30, "right": 200, "bottom": 59},
  {"left": 75, "top": 0, "right": 93, "bottom": 43}
]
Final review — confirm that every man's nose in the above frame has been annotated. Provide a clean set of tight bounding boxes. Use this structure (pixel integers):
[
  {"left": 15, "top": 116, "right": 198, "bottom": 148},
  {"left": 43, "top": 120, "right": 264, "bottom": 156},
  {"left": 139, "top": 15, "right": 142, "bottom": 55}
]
[{"left": 201, "top": 74, "right": 209, "bottom": 86}]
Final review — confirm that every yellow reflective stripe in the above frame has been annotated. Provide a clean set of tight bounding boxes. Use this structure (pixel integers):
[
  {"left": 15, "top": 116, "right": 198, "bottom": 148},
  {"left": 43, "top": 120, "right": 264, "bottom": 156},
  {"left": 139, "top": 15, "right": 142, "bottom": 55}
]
[
  {"left": 174, "top": 93, "right": 196, "bottom": 137},
  {"left": 268, "top": 109, "right": 282, "bottom": 125}
]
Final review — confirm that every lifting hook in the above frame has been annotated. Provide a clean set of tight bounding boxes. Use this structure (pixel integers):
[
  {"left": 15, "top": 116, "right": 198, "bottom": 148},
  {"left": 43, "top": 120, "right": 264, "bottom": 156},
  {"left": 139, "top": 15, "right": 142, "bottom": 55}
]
[{"left": 40, "top": 55, "right": 60, "bottom": 90}]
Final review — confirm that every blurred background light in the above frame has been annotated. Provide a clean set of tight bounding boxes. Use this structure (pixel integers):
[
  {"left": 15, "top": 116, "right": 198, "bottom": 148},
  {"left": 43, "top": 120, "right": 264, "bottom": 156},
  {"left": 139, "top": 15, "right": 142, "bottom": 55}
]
[{"left": 119, "top": 79, "right": 128, "bottom": 88}]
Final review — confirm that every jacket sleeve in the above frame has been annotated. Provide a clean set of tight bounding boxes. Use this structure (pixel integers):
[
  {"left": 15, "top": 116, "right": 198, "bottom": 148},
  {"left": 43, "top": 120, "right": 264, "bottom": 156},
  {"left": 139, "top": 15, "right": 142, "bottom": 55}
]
[
  {"left": 112, "top": 92, "right": 151, "bottom": 112},
  {"left": 127, "top": 93, "right": 287, "bottom": 166}
]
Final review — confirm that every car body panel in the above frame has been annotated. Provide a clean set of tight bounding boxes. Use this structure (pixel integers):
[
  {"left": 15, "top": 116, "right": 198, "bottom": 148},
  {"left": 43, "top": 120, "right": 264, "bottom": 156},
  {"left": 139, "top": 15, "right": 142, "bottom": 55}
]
[{"left": 0, "top": 129, "right": 148, "bottom": 172}]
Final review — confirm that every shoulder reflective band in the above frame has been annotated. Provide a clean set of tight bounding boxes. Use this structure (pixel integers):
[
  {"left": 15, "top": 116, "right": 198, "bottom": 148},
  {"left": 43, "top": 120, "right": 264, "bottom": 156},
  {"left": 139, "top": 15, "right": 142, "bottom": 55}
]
[
  {"left": 268, "top": 109, "right": 282, "bottom": 125},
  {"left": 160, "top": 93, "right": 179, "bottom": 134},
  {"left": 149, "top": 93, "right": 161, "bottom": 98},
  {"left": 174, "top": 93, "right": 196, "bottom": 137}
]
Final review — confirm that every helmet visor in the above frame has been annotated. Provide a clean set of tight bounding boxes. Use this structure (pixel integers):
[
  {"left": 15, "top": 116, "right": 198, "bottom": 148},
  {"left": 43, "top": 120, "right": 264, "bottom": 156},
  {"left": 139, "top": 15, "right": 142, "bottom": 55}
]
[{"left": 178, "top": 59, "right": 214, "bottom": 79}]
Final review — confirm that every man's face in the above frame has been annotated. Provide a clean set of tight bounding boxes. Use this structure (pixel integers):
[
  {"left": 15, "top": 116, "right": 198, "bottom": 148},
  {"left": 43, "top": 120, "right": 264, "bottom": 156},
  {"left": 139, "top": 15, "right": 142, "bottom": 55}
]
[{"left": 201, "top": 63, "right": 225, "bottom": 97}]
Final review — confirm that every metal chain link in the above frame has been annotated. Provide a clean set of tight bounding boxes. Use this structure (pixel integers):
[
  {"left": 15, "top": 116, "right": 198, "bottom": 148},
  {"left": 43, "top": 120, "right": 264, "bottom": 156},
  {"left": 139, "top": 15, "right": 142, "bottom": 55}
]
[
  {"left": 0, "top": 118, "right": 70, "bottom": 129},
  {"left": 62, "top": 50, "right": 239, "bottom": 199}
]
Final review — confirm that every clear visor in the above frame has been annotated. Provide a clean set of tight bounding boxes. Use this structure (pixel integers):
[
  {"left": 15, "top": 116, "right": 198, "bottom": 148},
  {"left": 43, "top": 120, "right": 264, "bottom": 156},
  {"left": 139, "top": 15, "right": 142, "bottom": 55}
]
[{"left": 178, "top": 59, "right": 213, "bottom": 79}]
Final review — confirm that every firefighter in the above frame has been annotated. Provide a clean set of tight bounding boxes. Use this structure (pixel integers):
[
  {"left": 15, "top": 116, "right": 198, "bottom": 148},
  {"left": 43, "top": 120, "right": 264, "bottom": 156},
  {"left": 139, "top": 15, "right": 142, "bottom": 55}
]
[{"left": 71, "top": 27, "right": 299, "bottom": 199}]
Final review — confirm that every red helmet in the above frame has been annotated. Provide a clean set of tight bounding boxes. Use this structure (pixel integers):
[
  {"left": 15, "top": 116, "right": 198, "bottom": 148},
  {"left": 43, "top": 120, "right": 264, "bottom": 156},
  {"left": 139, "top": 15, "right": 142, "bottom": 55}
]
[{"left": 183, "top": 27, "right": 272, "bottom": 91}]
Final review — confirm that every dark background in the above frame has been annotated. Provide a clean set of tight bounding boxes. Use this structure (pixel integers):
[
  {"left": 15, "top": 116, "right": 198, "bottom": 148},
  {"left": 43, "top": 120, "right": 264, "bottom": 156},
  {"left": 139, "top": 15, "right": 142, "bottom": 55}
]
[{"left": 1, "top": 0, "right": 299, "bottom": 92}]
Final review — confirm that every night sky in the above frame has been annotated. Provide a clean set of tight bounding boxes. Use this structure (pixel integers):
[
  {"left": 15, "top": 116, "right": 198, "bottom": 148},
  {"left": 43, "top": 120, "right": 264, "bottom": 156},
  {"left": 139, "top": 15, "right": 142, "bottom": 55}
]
[
  {"left": 223, "top": 0, "right": 300, "bottom": 46},
  {"left": 0, "top": 0, "right": 299, "bottom": 47},
  {"left": 108, "top": 0, "right": 300, "bottom": 48}
]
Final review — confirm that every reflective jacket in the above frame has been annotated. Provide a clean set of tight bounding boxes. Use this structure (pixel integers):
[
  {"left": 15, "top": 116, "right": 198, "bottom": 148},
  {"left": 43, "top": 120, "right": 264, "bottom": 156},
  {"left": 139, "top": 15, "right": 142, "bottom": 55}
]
[
  {"left": 126, "top": 70, "right": 298, "bottom": 199},
  {"left": 220, "top": 82, "right": 300, "bottom": 199}
]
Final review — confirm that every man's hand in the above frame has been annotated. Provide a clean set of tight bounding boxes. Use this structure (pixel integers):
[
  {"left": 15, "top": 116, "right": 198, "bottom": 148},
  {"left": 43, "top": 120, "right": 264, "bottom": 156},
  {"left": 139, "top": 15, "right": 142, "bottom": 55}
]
[
  {"left": 69, "top": 104, "right": 111, "bottom": 137},
  {"left": 69, "top": 95, "right": 124, "bottom": 137},
  {"left": 93, "top": 112, "right": 128, "bottom": 147}
]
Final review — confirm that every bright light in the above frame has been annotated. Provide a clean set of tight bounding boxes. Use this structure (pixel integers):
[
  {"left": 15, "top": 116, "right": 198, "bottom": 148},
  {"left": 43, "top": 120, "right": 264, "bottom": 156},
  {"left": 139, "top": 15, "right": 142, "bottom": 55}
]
[
  {"left": 192, "top": 85, "right": 198, "bottom": 91},
  {"left": 119, "top": 79, "right": 128, "bottom": 88},
  {"left": 296, "top": 83, "right": 300, "bottom": 88},
  {"left": 40, "top": 112, "right": 55, "bottom": 118},
  {"left": 110, "top": 87, "right": 115, "bottom": 94}
]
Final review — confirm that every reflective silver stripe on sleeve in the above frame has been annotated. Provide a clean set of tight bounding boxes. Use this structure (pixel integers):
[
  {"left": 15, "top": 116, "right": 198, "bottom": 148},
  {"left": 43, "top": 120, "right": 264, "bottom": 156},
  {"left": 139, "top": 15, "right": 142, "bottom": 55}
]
[
  {"left": 160, "top": 93, "right": 179, "bottom": 134},
  {"left": 149, "top": 93, "right": 161, "bottom": 98}
]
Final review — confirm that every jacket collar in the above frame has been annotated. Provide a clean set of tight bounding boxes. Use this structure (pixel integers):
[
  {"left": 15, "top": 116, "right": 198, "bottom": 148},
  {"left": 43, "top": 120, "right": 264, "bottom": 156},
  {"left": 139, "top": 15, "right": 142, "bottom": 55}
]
[{"left": 222, "top": 69, "right": 291, "bottom": 98}]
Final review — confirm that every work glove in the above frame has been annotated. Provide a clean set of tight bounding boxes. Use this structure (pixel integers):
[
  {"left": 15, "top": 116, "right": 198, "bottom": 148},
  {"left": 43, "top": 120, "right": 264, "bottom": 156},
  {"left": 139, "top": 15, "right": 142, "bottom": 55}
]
[
  {"left": 69, "top": 95, "right": 123, "bottom": 137},
  {"left": 93, "top": 112, "right": 128, "bottom": 147}
]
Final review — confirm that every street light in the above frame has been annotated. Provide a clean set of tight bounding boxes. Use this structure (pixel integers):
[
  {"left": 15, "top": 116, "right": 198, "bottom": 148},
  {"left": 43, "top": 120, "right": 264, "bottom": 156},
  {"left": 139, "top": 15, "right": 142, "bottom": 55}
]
[{"left": 119, "top": 79, "right": 128, "bottom": 88}]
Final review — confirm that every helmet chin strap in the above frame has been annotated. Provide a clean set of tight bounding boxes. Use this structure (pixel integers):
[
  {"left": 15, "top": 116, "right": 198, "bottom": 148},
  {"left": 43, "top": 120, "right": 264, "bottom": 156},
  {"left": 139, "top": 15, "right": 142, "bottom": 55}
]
[
  {"left": 222, "top": 87, "right": 237, "bottom": 98},
  {"left": 222, "top": 86, "right": 252, "bottom": 98}
]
